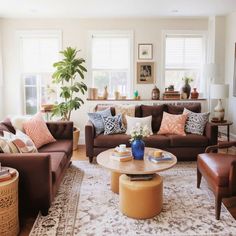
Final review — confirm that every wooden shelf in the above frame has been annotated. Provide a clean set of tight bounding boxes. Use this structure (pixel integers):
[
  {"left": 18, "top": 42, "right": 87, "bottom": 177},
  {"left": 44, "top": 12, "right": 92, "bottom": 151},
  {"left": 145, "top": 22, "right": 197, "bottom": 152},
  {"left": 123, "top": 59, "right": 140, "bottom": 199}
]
[{"left": 87, "top": 98, "right": 207, "bottom": 101}]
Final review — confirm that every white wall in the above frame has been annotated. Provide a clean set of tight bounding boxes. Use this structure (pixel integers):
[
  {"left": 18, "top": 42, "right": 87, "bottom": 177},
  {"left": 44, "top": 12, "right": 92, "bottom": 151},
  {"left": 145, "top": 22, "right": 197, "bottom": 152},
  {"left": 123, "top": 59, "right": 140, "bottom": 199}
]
[
  {"left": 1, "top": 18, "right": 208, "bottom": 143},
  {"left": 225, "top": 12, "right": 236, "bottom": 138},
  {"left": 0, "top": 20, "right": 3, "bottom": 120}
]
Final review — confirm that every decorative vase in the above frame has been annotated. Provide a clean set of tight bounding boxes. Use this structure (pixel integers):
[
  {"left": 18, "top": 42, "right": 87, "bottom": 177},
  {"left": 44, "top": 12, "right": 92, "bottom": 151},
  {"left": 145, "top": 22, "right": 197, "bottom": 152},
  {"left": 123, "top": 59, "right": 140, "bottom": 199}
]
[
  {"left": 103, "top": 86, "right": 108, "bottom": 99},
  {"left": 151, "top": 85, "right": 160, "bottom": 100},
  {"left": 131, "top": 139, "right": 145, "bottom": 160},
  {"left": 190, "top": 88, "right": 199, "bottom": 99},
  {"left": 181, "top": 82, "right": 191, "bottom": 99}
]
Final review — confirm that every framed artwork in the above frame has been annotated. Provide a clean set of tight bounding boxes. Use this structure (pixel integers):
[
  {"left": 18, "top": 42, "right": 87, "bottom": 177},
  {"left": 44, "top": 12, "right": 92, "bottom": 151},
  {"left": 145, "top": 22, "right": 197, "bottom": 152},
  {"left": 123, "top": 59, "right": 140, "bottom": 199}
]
[
  {"left": 137, "top": 62, "right": 155, "bottom": 84},
  {"left": 138, "top": 44, "right": 153, "bottom": 60},
  {"left": 233, "top": 43, "right": 236, "bottom": 97}
]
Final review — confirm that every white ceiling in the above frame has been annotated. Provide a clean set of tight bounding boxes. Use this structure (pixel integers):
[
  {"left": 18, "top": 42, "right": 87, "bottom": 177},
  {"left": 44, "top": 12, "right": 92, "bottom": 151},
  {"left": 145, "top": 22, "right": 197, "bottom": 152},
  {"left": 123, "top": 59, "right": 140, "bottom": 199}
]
[{"left": 0, "top": 0, "right": 236, "bottom": 18}]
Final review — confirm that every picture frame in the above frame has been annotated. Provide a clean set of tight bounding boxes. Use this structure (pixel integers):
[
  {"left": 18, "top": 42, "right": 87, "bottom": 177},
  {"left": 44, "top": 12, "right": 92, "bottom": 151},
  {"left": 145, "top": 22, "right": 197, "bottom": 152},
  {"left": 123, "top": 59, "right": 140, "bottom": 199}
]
[
  {"left": 233, "top": 43, "right": 236, "bottom": 97},
  {"left": 137, "top": 62, "right": 155, "bottom": 84},
  {"left": 138, "top": 44, "right": 153, "bottom": 60}
]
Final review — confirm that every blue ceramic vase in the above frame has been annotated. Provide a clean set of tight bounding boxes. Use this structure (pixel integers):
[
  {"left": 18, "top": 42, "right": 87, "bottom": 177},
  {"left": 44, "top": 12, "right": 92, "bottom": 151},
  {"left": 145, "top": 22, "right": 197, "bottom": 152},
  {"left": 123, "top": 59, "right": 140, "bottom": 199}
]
[{"left": 131, "top": 139, "right": 145, "bottom": 160}]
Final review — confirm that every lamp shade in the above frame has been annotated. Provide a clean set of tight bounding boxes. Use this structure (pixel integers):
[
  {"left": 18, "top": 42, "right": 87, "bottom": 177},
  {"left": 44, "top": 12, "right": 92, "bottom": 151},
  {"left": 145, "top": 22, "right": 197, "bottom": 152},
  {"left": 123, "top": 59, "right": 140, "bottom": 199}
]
[{"left": 210, "top": 84, "right": 229, "bottom": 99}]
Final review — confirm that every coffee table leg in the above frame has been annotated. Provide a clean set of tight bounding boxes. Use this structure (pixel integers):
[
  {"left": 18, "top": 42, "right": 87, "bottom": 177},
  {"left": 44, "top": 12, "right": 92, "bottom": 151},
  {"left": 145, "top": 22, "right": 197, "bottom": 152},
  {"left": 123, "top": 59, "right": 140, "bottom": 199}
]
[{"left": 111, "top": 172, "right": 121, "bottom": 194}]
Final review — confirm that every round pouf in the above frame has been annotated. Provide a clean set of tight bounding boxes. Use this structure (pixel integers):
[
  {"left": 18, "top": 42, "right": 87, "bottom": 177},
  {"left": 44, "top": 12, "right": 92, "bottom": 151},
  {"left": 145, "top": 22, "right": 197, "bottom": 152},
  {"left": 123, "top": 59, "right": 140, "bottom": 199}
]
[{"left": 119, "top": 174, "right": 163, "bottom": 219}]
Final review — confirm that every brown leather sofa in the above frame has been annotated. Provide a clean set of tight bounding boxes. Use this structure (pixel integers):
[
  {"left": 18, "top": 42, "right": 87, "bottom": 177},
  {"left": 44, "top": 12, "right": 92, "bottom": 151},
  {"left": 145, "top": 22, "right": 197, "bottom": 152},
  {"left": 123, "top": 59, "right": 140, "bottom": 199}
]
[
  {"left": 85, "top": 103, "right": 218, "bottom": 163},
  {"left": 0, "top": 121, "right": 73, "bottom": 216}
]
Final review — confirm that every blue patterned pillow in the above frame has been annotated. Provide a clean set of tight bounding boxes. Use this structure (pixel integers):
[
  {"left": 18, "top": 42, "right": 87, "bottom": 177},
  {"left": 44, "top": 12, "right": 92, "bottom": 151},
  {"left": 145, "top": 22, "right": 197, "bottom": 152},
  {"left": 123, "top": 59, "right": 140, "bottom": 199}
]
[
  {"left": 88, "top": 108, "right": 112, "bottom": 135},
  {"left": 183, "top": 108, "right": 210, "bottom": 135},
  {"left": 103, "top": 114, "right": 126, "bottom": 135}
]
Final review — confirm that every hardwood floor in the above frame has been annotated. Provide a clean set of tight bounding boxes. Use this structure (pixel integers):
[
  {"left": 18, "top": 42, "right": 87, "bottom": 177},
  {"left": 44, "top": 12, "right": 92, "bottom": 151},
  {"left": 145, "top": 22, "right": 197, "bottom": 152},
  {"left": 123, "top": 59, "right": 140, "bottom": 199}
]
[{"left": 19, "top": 145, "right": 236, "bottom": 235}]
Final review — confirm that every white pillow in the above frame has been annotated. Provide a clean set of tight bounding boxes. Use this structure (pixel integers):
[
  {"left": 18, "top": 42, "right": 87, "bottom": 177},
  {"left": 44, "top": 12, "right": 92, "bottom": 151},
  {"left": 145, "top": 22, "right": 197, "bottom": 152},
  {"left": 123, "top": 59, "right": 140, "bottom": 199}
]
[
  {"left": 11, "top": 116, "right": 31, "bottom": 132},
  {"left": 126, "top": 115, "right": 153, "bottom": 135}
]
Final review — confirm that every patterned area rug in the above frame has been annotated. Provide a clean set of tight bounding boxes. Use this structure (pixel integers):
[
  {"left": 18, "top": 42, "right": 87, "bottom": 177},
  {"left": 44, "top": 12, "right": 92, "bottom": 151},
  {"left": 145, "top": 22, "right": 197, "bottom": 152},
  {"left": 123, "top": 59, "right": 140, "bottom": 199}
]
[{"left": 30, "top": 161, "right": 236, "bottom": 236}]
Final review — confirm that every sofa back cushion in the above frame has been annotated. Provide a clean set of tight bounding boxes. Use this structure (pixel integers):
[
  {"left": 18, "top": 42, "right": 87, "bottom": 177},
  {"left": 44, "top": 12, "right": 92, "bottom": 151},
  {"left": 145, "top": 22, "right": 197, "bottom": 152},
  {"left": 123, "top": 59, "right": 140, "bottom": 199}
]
[
  {"left": 167, "top": 103, "right": 201, "bottom": 114},
  {"left": 141, "top": 105, "right": 165, "bottom": 133},
  {"left": 0, "top": 118, "right": 16, "bottom": 136}
]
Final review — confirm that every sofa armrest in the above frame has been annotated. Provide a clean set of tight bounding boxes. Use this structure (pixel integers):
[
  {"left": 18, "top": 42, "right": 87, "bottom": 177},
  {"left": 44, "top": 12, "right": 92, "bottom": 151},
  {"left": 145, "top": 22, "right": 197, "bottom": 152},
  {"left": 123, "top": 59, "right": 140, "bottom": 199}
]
[
  {"left": 85, "top": 121, "right": 95, "bottom": 159},
  {"left": 230, "top": 160, "right": 236, "bottom": 195},
  {"left": 46, "top": 121, "right": 73, "bottom": 140},
  {"left": 204, "top": 122, "right": 218, "bottom": 145},
  {"left": 0, "top": 153, "right": 52, "bottom": 214}
]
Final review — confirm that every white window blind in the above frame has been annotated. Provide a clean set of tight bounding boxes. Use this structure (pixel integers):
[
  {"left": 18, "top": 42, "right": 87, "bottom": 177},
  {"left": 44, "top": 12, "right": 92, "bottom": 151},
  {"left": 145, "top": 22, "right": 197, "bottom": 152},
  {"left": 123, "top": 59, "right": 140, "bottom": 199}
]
[
  {"left": 91, "top": 32, "right": 132, "bottom": 97},
  {"left": 164, "top": 35, "right": 205, "bottom": 92}
]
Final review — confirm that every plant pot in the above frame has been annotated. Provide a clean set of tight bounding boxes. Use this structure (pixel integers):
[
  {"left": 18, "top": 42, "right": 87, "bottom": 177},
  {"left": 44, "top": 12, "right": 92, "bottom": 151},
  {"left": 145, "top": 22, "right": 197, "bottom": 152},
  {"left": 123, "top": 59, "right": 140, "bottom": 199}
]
[
  {"left": 190, "top": 88, "right": 199, "bottom": 99},
  {"left": 73, "top": 127, "right": 80, "bottom": 151},
  {"left": 181, "top": 82, "right": 191, "bottom": 99},
  {"left": 131, "top": 139, "right": 145, "bottom": 160}
]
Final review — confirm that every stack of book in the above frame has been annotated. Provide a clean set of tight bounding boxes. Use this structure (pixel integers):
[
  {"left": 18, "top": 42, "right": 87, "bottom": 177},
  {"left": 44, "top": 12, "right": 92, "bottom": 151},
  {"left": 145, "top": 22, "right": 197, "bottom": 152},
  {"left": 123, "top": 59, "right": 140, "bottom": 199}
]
[
  {"left": 0, "top": 167, "right": 16, "bottom": 182},
  {"left": 163, "top": 91, "right": 181, "bottom": 100},
  {"left": 148, "top": 153, "right": 172, "bottom": 164},
  {"left": 110, "top": 149, "right": 133, "bottom": 162}
]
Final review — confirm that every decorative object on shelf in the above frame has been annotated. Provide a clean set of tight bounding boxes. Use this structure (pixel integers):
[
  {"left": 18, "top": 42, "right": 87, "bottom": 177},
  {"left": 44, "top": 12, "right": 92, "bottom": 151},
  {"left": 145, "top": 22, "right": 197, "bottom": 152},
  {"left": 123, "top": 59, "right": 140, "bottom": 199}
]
[
  {"left": 210, "top": 83, "right": 229, "bottom": 121},
  {"left": 190, "top": 88, "right": 199, "bottom": 99},
  {"left": 51, "top": 47, "right": 87, "bottom": 150},
  {"left": 181, "top": 77, "right": 193, "bottom": 99},
  {"left": 138, "top": 44, "right": 153, "bottom": 60},
  {"left": 88, "top": 88, "right": 98, "bottom": 100},
  {"left": 130, "top": 123, "right": 151, "bottom": 160},
  {"left": 103, "top": 86, "right": 109, "bottom": 100},
  {"left": 163, "top": 91, "right": 181, "bottom": 100},
  {"left": 134, "top": 90, "right": 139, "bottom": 99},
  {"left": 114, "top": 90, "right": 120, "bottom": 100},
  {"left": 121, "top": 95, "right": 127, "bottom": 100},
  {"left": 151, "top": 86, "right": 160, "bottom": 100},
  {"left": 181, "top": 92, "right": 188, "bottom": 99},
  {"left": 137, "top": 62, "right": 155, "bottom": 84},
  {"left": 167, "top": 85, "right": 174, "bottom": 92}
]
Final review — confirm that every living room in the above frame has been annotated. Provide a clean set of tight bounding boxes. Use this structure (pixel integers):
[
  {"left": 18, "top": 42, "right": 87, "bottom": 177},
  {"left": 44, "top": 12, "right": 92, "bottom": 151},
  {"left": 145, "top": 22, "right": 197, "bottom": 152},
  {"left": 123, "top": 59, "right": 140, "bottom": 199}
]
[{"left": 0, "top": 0, "right": 236, "bottom": 235}]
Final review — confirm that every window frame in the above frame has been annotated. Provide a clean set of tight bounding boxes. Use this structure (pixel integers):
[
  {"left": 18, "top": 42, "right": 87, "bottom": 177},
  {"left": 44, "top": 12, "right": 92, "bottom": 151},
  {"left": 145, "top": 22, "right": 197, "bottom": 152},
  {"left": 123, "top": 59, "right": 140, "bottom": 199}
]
[
  {"left": 17, "top": 30, "right": 62, "bottom": 115},
  {"left": 87, "top": 30, "right": 134, "bottom": 97},
  {"left": 161, "top": 30, "right": 207, "bottom": 96}
]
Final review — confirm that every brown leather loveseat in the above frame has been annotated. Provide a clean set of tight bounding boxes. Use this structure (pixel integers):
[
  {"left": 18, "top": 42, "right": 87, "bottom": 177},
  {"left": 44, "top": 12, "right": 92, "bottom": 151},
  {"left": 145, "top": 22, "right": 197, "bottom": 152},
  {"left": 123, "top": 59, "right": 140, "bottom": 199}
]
[
  {"left": 85, "top": 103, "right": 218, "bottom": 163},
  {"left": 0, "top": 121, "right": 73, "bottom": 216}
]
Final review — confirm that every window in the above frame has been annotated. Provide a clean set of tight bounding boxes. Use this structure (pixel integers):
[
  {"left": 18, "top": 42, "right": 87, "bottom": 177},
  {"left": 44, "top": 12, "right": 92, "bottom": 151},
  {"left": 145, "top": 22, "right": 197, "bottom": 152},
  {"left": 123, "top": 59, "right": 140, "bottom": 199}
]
[
  {"left": 18, "top": 31, "right": 61, "bottom": 115},
  {"left": 90, "top": 32, "right": 133, "bottom": 97},
  {"left": 164, "top": 34, "right": 205, "bottom": 92}
]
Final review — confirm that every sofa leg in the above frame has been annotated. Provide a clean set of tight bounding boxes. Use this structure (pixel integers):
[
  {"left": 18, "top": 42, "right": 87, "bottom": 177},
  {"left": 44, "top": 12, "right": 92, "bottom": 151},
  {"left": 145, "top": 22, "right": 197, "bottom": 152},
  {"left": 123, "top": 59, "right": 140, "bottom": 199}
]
[
  {"left": 89, "top": 156, "right": 93, "bottom": 164},
  {"left": 215, "top": 195, "right": 222, "bottom": 220},
  {"left": 41, "top": 208, "right": 49, "bottom": 216},
  {"left": 197, "top": 168, "right": 202, "bottom": 188}
]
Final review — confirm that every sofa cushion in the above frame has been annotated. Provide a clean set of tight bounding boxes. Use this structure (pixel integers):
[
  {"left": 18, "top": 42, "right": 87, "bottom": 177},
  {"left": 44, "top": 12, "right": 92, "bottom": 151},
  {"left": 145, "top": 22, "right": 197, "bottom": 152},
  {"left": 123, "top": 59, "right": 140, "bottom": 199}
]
[
  {"left": 94, "top": 134, "right": 131, "bottom": 148},
  {"left": 167, "top": 103, "right": 201, "bottom": 114},
  {"left": 168, "top": 134, "right": 209, "bottom": 147},
  {"left": 38, "top": 139, "right": 73, "bottom": 158},
  {"left": 141, "top": 105, "right": 165, "bottom": 133},
  {"left": 50, "top": 152, "right": 67, "bottom": 183},
  {"left": 143, "top": 135, "right": 170, "bottom": 148}
]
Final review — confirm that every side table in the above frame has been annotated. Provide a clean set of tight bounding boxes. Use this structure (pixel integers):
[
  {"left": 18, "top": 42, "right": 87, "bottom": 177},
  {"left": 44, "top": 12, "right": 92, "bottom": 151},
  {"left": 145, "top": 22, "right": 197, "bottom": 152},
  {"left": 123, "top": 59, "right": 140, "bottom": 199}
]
[
  {"left": 210, "top": 121, "right": 233, "bottom": 141},
  {"left": 0, "top": 168, "right": 19, "bottom": 236}
]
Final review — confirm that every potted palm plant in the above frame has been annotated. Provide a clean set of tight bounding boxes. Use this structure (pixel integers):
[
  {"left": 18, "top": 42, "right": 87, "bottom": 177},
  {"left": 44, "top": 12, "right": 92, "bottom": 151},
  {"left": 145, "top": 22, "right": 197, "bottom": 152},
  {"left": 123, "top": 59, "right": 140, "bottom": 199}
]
[{"left": 52, "top": 47, "right": 87, "bottom": 150}]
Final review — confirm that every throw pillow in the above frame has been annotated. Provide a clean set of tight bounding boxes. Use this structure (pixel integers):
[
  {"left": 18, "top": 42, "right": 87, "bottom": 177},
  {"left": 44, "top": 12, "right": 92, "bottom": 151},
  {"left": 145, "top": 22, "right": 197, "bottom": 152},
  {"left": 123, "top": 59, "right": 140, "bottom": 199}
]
[
  {"left": 11, "top": 115, "right": 31, "bottom": 132},
  {"left": 103, "top": 115, "right": 126, "bottom": 135},
  {"left": 23, "top": 113, "right": 56, "bottom": 148},
  {"left": 183, "top": 108, "right": 210, "bottom": 135},
  {"left": 115, "top": 105, "right": 135, "bottom": 128},
  {"left": 126, "top": 115, "right": 153, "bottom": 135},
  {"left": 88, "top": 108, "right": 112, "bottom": 135},
  {"left": 3, "top": 130, "right": 38, "bottom": 153},
  {"left": 0, "top": 118, "right": 16, "bottom": 136},
  {"left": 0, "top": 136, "right": 19, "bottom": 153},
  {"left": 158, "top": 112, "right": 188, "bottom": 136}
]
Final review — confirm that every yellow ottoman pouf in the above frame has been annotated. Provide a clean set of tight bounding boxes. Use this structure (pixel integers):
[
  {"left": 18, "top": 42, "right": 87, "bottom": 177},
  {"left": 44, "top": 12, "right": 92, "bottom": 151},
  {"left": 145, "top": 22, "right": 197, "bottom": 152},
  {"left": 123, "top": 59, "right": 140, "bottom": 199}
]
[{"left": 119, "top": 173, "right": 163, "bottom": 219}]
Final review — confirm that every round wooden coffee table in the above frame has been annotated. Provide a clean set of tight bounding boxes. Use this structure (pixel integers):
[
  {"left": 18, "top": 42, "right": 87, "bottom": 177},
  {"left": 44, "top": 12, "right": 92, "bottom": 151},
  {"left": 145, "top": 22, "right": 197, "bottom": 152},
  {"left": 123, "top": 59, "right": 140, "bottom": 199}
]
[{"left": 97, "top": 147, "right": 177, "bottom": 219}]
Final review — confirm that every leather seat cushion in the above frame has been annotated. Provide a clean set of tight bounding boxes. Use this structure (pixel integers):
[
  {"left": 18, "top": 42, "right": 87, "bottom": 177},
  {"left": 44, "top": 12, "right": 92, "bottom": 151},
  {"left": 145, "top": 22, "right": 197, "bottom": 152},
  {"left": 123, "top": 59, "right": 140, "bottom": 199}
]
[
  {"left": 198, "top": 153, "right": 236, "bottom": 187},
  {"left": 50, "top": 152, "right": 67, "bottom": 183},
  {"left": 168, "top": 134, "right": 209, "bottom": 147},
  {"left": 38, "top": 140, "right": 73, "bottom": 158}
]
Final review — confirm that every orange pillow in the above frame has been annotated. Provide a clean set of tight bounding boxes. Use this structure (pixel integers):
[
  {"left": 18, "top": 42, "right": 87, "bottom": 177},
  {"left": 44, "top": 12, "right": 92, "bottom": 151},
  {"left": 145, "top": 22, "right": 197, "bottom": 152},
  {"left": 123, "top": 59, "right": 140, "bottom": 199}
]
[
  {"left": 158, "top": 112, "right": 188, "bottom": 136},
  {"left": 23, "top": 113, "right": 56, "bottom": 148}
]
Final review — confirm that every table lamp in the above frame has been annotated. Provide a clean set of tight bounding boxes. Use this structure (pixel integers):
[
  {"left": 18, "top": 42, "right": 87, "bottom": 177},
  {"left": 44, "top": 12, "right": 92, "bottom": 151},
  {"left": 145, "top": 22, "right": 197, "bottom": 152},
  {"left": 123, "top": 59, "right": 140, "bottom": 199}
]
[{"left": 210, "top": 84, "right": 229, "bottom": 121}]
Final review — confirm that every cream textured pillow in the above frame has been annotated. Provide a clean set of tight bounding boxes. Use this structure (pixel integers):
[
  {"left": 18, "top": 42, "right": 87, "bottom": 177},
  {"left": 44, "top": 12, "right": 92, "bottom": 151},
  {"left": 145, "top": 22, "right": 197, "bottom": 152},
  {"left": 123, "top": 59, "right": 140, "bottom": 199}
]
[
  {"left": 11, "top": 115, "right": 31, "bottom": 131},
  {"left": 115, "top": 105, "right": 135, "bottom": 128},
  {"left": 23, "top": 113, "right": 56, "bottom": 148},
  {"left": 158, "top": 112, "right": 188, "bottom": 136},
  {"left": 126, "top": 115, "right": 153, "bottom": 135}
]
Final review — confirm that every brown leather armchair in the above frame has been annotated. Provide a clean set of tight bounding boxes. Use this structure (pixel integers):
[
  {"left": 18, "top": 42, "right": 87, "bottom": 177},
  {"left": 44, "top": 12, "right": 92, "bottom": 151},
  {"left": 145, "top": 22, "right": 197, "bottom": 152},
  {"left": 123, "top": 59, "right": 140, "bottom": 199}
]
[{"left": 197, "top": 141, "right": 236, "bottom": 220}]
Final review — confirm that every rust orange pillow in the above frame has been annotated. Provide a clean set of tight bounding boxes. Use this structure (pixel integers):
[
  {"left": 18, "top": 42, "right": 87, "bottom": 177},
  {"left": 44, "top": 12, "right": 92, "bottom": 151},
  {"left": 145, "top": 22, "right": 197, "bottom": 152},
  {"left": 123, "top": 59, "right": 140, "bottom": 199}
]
[
  {"left": 23, "top": 113, "right": 56, "bottom": 148},
  {"left": 158, "top": 112, "right": 188, "bottom": 136}
]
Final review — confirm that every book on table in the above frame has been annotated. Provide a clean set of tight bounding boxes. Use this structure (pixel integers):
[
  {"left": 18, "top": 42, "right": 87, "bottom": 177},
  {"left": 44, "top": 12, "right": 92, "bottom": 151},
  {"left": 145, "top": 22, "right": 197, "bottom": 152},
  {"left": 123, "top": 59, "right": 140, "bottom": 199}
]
[
  {"left": 110, "top": 150, "right": 133, "bottom": 162},
  {"left": 0, "top": 167, "right": 17, "bottom": 182}
]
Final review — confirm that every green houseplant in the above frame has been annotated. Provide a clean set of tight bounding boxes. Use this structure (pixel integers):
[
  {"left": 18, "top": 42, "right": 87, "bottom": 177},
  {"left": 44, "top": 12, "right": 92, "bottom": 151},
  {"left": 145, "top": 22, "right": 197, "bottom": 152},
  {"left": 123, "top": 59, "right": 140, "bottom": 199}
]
[{"left": 52, "top": 47, "right": 87, "bottom": 149}]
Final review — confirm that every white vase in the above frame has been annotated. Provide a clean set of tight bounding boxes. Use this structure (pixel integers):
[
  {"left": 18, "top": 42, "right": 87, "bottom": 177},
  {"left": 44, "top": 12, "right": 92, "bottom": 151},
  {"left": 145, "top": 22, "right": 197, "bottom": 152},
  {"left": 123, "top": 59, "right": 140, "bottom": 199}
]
[{"left": 214, "top": 99, "right": 225, "bottom": 121}]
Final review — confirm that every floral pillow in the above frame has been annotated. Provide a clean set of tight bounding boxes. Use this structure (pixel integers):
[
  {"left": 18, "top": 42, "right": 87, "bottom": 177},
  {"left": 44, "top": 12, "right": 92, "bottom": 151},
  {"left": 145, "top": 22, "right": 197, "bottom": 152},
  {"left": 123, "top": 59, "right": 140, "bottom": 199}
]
[{"left": 103, "top": 115, "right": 126, "bottom": 135}]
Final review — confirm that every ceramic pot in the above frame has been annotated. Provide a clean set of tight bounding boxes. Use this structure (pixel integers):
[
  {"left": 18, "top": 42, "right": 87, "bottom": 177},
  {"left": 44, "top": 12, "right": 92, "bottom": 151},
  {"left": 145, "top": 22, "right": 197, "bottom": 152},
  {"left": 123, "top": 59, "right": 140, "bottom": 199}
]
[
  {"left": 131, "top": 139, "right": 145, "bottom": 160},
  {"left": 181, "top": 82, "right": 191, "bottom": 99},
  {"left": 191, "top": 88, "right": 199, "bottom": 99},
  {"left": 152, "top": 86, "right": 160, "bottom": 100}
]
